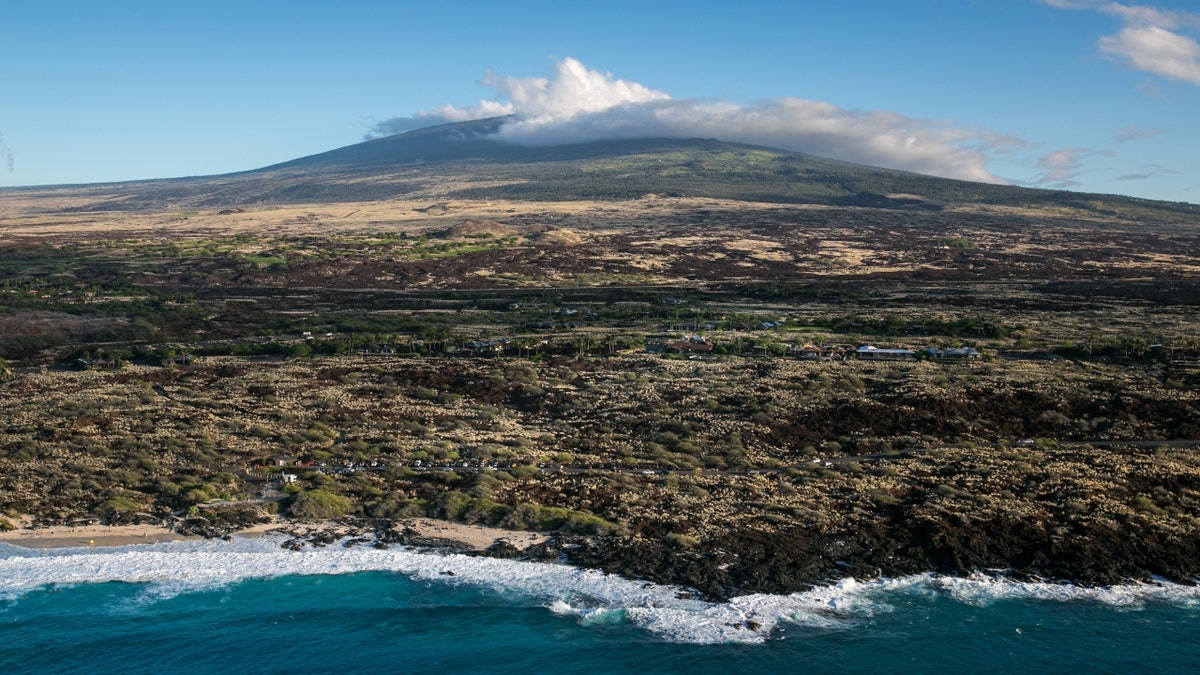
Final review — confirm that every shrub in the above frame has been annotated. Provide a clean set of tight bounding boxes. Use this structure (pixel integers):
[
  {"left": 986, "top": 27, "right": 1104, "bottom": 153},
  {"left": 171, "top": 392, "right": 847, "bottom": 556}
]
[
  {"left": 509, "top": 463, "right": 539, "bottom": 480},
  {"left": 1131, "top": 495, "right": 1165, "bottom": 516},
  {"left": 940, "top": 236, "right": 978, "bottom": 249},
  {"left": 664, "top": 532, "right": 700, "bottom": 548},
  {"left": 288, "top": 489, "right": 354, "bottom": 519},
  {"left": 368, "top": 496, "right": 429, "bottom": 519},
  {"left": 498, "top": 502, "right": 621, "bottom": 535},
  {"left": 98, "top": 495, "right": 144, "bottom": 514},
  {"left": 564, "top": 512, "right": 623, "bottom": 536}
]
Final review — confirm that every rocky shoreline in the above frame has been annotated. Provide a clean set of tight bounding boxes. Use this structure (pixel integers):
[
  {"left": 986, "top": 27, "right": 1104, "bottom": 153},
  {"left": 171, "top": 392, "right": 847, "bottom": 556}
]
[
  {"left": 557, "top": 516, "right": 1200, "bottom": 600},
  {"left": 200, "top": 512, "right": 1200, "bottom": 602},
  {"left": 6, "top": 507, "right": 1197, "bottom": 602}
]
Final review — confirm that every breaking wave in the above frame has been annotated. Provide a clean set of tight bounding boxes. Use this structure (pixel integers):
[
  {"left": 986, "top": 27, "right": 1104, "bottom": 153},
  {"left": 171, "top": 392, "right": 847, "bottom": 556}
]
[{"left": 2, "top": 537, "right": 1197, "bottom": 645}]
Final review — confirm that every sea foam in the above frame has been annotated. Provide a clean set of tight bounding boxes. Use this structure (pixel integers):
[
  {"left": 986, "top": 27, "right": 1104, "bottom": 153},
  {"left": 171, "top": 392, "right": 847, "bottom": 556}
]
[{"left": 1, "top": 537, "right": 1197, "bottom": 644}]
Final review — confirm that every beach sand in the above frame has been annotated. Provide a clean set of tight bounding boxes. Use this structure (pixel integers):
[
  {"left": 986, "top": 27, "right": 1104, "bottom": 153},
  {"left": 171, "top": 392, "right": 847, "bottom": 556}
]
[
  {"left": 0, "top": 517, "right": 548, "bottom": 552},
  {"left": 0, "top": 524, "right": 197, "bottom": 549},
  {"left": 403, "top": 517, "right": 549, "bottom": 551}
]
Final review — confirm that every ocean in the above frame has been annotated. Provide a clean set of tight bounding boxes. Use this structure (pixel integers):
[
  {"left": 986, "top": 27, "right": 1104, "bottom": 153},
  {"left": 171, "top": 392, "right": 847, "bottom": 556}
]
[{"left": 2, "top": 536, "right": 1197, "bottom": 674}]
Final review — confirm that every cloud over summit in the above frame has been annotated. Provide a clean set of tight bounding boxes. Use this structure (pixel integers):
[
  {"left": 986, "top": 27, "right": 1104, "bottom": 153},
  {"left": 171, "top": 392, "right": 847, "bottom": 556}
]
[
  {"left": 369, "top": 58, "right": 1017, "bottom": 184},
  {"left": 367, "top": 58, "right": 666, "bottom": 137}
]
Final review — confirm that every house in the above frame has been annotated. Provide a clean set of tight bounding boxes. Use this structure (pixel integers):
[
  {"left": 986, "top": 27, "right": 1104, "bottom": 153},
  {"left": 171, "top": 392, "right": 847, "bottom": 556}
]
[
  {"left": 943, "top": 347, "right": 981, "bottom": 360},
  {"left": 464, "top": 339, "right": 511, "bottom": 355},
  {"left": 791, "top": 344, "right": 846, "bottom": 361},
  {"left": 357, "top": 343, "right": 396, "bottom": 355},
  {"left": 924, "top": 347, "right": 981, "bottom": 360},
  {"left": 665, "top": 335, "right": 714, "bottom": 353},
  {"left": 76, "top": 357, "right": 122, "bottom": 370},
  {"left": 161, "top": 354, "right": 196, "bottom": 367},
  {"left": 855, "top": 345, "right": 916, "bottom": 361},
  {"left": 644, "top": 336, "right": 670, "bottom": 353}
]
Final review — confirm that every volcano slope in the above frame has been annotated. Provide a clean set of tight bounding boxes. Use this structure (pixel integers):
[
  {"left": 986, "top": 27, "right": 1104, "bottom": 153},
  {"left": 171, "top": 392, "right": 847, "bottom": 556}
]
[{"left": 1, "top": 129, "right": 1199, "bottom": 597}]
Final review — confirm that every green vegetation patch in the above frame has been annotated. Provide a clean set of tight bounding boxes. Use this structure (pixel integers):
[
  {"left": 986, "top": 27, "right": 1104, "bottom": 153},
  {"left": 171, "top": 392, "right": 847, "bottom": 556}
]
[{"left": 288, "top": 489, "right": 354, "bottom": 520}]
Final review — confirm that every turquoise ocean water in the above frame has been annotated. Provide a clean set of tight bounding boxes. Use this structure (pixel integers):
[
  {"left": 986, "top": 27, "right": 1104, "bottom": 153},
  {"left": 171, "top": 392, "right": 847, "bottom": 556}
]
[{"left": 2, "top": 537, "right": 1197, "bottom": 674}]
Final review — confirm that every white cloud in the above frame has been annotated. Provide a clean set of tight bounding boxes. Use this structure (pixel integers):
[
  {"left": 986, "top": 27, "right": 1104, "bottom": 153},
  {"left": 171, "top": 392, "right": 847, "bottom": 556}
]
[
  {"left": 1099, "top": 25, "right": 1200, "bottom": 84},
  {"left": 1103, "top": 3, "right": 1200, "bottom": 31},
  {"left": 480, "top": 57, "right": 669, "bottom": 123},
  {"left": 1045, "top": 1, "right": 1200, "bottom": 85},
  {"left": 1116, "top": 163, "right": 1175, "bottom": 180},
  {"left": 370, "top": 58, "right": 1024, "bottom": 183},
  {"left": 420, "top": 99, "right": 517, "bottom": 124},
  {"left": 1114, "top": 124, "right": 1165, "bottom": 142},
  {"left": 366, "top": 58, "right": 664, "bottom": 139},
  {"left": 1033, "top": 147, "right": 1113, "bottom": 187}
]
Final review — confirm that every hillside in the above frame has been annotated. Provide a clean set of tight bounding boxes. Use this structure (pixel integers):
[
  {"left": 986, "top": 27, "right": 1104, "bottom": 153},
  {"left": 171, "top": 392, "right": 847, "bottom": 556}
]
[
  {"left": 6, "top": 118, "right": 1196, "bottom": 225},
  {"left": 268, "top": 120, "right": 1199, "bottom": 218}
]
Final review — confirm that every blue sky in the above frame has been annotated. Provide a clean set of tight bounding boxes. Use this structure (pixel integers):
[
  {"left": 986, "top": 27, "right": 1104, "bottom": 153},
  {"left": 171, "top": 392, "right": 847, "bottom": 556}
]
[{"left": 3, "top": 0, "right": 1199, "bottom": 203}]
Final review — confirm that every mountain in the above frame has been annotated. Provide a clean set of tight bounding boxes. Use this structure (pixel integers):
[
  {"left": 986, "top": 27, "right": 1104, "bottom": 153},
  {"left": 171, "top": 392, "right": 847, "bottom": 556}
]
[
  {"left": 264, "top": 117, "right": 517, "bottom": 170},
  {"left": 14, "top": 117, "right": 1198, "bottom": 222},
  {"left": 263, "top": 117, "right": 1195, "bottom": 213}
]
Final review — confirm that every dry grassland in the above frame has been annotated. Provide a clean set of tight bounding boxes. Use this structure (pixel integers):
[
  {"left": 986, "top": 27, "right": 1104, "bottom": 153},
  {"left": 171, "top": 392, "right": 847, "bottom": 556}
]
[{"left": 2, "top": 188, "right": 1199, "bottom": 593}]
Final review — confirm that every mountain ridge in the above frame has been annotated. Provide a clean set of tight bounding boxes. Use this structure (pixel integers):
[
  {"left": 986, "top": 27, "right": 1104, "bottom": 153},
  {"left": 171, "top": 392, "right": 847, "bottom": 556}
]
[{"left": 5, "top": 117, "right": 1197, "bottom": 221}]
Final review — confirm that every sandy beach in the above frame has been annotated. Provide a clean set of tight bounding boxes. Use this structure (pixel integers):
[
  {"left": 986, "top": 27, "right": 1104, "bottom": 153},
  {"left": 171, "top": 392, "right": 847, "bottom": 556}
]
[
  {"left": 0, "top": 517, "right": 548, "bottom": 552},
  {"left": 402, "top": 517, "right": 548, "bottom": 551},
  {"left": 0, "top": 523, "right": 197, "bottom": 549}
]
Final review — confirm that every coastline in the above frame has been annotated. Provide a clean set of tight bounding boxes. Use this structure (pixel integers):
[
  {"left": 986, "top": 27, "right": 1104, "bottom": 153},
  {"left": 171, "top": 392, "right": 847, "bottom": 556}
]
[
  {"left": 3, "top": 524, "right": 1198, "bottom": 664},
  {"left": 0, "top": 524, "right": 198, "bottom": 549},
  {"left": 0, "top": 517, "right": 547, "bottom": 553},
  {"left": 3, "top": 516, "right": 1199, "bottom": 639},
  {"left": 4, "top": 515, "right": 1196, "bottom": 602}
]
